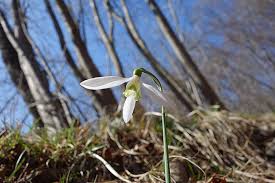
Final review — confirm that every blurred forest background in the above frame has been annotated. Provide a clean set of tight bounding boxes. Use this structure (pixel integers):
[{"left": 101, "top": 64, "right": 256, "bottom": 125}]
[{"left": 0, "top": 0, "right": 274, "bottom": 132}]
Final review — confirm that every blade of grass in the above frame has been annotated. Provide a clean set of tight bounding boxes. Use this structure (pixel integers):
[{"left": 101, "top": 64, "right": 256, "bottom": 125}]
[{"left": 8, "top": 150, "right": 26, "bottom": 179}]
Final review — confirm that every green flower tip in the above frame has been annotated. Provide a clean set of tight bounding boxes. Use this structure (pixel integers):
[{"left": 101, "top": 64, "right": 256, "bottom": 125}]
[
  {"left": 133, "top": 68, "right": 144, "bottom": 77},
  {"left": 123, "top": 75, "right": 142, "bottom": 101}
]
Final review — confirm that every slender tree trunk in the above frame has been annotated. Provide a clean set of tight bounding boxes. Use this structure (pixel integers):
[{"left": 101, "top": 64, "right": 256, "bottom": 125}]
[
  {"left": 91, "top": 0, "right": 146, "bottom": 117},
  {"left": 116, "top": 0, "right": 196, "bottom": 111},
  {"left": 44, "top": 0, "right": 102, "bottom": 116},
  {"left": 146, "top": 0, "right": 226, "bottom": 109},
  {"left": 45, "top": 0, "right": 83, "bottom": 81},
  {"left": 55, "top": 0, "right": 117, "bottom": 114},
  {"left": 22, "top": 24, "right": 75, "bottom": 126},
  {"left": 0, "top": 0, "right": 69, "bottom": 133},
  {"left": 0, "top": 24, "right": 43, "bottom": 128},
  {"left": 90, "top": 0, "right": 125, "bottom": 78}
]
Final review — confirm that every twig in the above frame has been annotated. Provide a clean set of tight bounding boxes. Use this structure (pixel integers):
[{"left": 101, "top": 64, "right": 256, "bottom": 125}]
[{"left": 87, "top": 152, "right": 131, "bottom": 183}]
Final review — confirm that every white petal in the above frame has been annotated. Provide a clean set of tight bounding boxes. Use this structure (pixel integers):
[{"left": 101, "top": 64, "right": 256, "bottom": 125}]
[
  {"left": 123, "top": 95, "right": 136, "bottom": 123},
  {"left": 142, "top": 83, "right": 177, "bottom": 111},
  {"left": 80, "top": 76, "right": 132, "bottom": 90},
  {"left": 142, "top": 83, "right": 167, "bottom": 103}
]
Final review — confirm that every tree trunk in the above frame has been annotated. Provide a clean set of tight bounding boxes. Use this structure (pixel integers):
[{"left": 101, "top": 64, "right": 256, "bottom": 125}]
[
  {"left": 146, "top": 0, "right": 226, "bottom": 109},
  {"left": 0, "top": 24, "right": 43, "bottom": 128},
  {"left": 90, "top": 0, "right": 125, "bottom": 78},
  {"left": 117, "top": 0, "right": 196, "bottom": 111},
  {"left": 0, "top": 0, "right": 69, "bottom": 133},
  {"left": 55, "top": 0, "right": 117, "bottom": 114},
  {"left": 91, "top": 0, "right": 146, "bottom": 117},
  {"left": 44, "top": 0, "right": 102, "bottom": 116}
]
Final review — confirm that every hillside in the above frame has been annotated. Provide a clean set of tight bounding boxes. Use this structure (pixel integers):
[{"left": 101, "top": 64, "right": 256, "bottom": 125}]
[{"left": 1, "top": 110, "right": 275, "bottom": 183}]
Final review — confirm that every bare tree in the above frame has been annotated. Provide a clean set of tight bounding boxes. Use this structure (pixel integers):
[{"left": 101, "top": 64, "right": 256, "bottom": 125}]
[
  {"left": 90, "top": 0, "right": 125, "bottom": 78},
  {"left": 198, "top": 0, "right": 275, "bottom": 112},
  {"left": 0, "top": 24, "right": 43, "bottom": 128},
  {"left": 0, "top": 0, "right": 70, "bottom": 133},
  {"left": 105, "top": 0, "right": 196, "bottom": 111},
  {"left": 90, "top": 0, "right": 147, "bottom": 116},
  {"left": 55, "top": 0, "right": 117, "bottom": 115},
  {"left": 44, "top": 0, "right": 99, "bottom": 118},
  {"left": 145, "top": 0, "right": 226, "bottom": 109}
]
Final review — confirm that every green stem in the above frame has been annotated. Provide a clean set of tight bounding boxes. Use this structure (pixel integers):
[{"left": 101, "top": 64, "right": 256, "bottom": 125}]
[
  {"left": 162, "top": 106, "right": 171, "bottom": 183},
  {"left": 137, "top": 67, "right": 171, "bottom": 182}
]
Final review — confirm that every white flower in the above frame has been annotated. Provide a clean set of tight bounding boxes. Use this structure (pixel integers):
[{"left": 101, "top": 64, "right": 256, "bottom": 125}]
[{"left": 80, "top": 74, "right": 168, "bottom": 123}]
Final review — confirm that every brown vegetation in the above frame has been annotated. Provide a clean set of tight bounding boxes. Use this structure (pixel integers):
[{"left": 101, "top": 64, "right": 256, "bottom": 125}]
[{"left": 1, "top": 111, "right": 274, "bottom": 182}]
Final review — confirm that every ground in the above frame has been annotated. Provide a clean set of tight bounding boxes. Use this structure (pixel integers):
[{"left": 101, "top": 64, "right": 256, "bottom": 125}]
[{"left": 0, "top": 109, "right": 275, "bottom": 183}]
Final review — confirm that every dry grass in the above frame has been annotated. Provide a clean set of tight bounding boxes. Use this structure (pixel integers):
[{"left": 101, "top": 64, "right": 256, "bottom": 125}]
[{"left": 0, "top": 109, "right": 275, "bottom": 183}]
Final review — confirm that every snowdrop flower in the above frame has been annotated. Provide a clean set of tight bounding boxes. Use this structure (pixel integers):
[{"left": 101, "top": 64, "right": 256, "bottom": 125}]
[
  {"left": 80, "top": 69, "right": 168, "bottom": 123},
  {"left": 81, "top": 68, "right": 172, "bottom": 181}
]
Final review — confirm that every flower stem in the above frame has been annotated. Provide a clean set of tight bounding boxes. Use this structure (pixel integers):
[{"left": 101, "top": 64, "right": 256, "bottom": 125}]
[
  {"left": 139, "top": 68, "right": 171, "bottom": 182},
  {"left": 162, "top": 106, "right": 171, "bottom": 183}
]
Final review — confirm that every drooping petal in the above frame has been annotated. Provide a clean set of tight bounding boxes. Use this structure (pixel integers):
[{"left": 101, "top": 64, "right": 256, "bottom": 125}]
[
  {"left": 123, "top": 95, "right": 136, "bottom": 123},
  {"left": 142, "top": 83, "right": 167, "bottom": 103},
  {"left": 141, "top": 83, "right": 177, "bottom": 111},
  {"left": 80, "top": 76, "right": 132, "bottom": 90}
]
